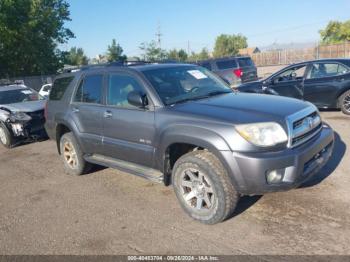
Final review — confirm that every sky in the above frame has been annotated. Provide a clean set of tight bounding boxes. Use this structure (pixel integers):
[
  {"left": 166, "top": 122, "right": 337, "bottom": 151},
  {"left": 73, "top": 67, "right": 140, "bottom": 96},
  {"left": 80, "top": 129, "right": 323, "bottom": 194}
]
[{"left": 64, "top": 0, "right": 350, "bottom": 58}]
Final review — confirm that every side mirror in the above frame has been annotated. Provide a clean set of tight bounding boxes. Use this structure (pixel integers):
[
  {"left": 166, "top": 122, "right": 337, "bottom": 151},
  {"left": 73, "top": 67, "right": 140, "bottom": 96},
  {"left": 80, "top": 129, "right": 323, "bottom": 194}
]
[
  {"left": 263, "top": 79, "right": 273, "bottom": 86},
  {"left": 127, "top": 91, "right": 147, "bottom": 108}
]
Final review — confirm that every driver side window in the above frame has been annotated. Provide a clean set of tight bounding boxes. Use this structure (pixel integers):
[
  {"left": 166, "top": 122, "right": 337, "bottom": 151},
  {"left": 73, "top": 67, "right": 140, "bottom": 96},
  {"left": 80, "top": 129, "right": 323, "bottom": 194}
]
[
  {"left": 273, "top": 65, "right": 307, "bottom": 83},
  {"left": 107, "top": 74, "right": 145, "bottom": 109}
]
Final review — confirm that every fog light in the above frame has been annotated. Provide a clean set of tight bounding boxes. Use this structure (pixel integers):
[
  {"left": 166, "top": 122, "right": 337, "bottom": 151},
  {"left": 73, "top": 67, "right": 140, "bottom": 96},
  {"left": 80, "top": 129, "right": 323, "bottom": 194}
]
[{"left": 266, "top": 169, "right": 285, "bottom": 184}]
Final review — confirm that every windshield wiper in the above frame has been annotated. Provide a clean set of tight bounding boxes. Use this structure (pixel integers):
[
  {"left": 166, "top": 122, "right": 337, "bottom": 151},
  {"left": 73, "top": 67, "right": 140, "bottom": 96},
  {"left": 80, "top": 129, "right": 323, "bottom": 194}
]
[
  {"left": 205, "top": 90, "right": 232, "bottom": 97},
  {"left": 169, "top": 90, "right": 231, "bottom": 105}
]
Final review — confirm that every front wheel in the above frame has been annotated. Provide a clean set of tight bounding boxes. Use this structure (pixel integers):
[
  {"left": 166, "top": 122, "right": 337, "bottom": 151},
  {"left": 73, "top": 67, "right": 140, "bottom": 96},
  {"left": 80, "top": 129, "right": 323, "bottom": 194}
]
[
  {"left": 339, "top": 90, "right": 350, "bottom": 115},
  {"left": 0, "top": 123, "right": 13, "bottom": 148},
  {"left": 172, "top": 150, "right": 239, "bottom": 224}
]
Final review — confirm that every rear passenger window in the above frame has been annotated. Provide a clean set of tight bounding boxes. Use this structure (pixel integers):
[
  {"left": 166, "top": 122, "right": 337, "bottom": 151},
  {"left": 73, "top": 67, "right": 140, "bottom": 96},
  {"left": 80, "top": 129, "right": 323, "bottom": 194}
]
[
  {"left": 307, "top": 63, "right": 350, "bottom": 79},
  {"left": 49, "top": 77, "right": 74, "bottom": 101},
  {"left": 238, "top": 58, "right": 254, "bottom": 67},
  {"left": 74, "top": 75, "right": 103, "bottom": 104},
  {"left": 216, "top": 60, "right": 238, "bottom": 70}
]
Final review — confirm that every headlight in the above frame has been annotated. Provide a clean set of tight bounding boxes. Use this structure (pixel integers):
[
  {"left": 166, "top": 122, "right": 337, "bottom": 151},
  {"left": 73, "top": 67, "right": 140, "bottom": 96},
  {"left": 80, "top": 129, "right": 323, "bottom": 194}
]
[
  {"left": 10, "top": 112, "right": 31, "bottom": 121},
  {"left": 235, "top": 122, "right": 288, "bottom": 147}
]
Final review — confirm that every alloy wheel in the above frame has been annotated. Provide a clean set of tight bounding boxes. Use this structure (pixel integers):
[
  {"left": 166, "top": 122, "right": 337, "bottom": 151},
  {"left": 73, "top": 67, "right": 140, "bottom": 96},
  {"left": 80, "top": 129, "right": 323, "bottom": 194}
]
[
  {"left": 343, "top": 94, "right": 350, "bottom": 113},
  {"left": 63, "top": 141, "right": 78, "bottom": 169},
  {"left": 179, "top": 168, "right": 215, "bottom": 210}
]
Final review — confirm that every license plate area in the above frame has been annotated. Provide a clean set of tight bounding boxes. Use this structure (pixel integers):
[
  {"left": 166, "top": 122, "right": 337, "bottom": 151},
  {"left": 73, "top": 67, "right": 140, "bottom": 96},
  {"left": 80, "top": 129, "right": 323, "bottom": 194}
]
[{"left": 303, "top": 142, "right": 333, "bottom": 175}]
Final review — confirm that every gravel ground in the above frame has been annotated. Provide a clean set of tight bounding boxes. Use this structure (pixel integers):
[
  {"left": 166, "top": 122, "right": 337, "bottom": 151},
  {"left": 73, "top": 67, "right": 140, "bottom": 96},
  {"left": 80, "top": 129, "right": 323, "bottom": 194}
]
[{"left": 0, "top": 111, "right": 349, "bottom": 255}]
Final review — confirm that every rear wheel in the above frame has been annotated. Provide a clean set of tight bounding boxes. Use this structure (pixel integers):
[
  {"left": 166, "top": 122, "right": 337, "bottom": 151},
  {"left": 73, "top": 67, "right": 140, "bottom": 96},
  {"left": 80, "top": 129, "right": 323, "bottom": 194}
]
[
  {"left": 339, "top": 90, "right": 350, "bottom": 115},
  {"left": 0, "top": 123, "right": 13, "bottom": 148},
  {"left": 172, "top": 150, "right": 239, "bottom": 224},
  {"left": 59, "top": 132, "right": 92, "bottom": 175}
]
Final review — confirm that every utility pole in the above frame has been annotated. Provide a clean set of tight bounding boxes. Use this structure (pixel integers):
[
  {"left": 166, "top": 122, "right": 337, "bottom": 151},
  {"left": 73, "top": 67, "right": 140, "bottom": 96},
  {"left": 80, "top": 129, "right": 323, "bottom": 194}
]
[
  {"left": 156, "top": 23, "right": 162, "bottom": 50},
  {"left": 155, "top": 22, "right": 163, "bottom": 59}
]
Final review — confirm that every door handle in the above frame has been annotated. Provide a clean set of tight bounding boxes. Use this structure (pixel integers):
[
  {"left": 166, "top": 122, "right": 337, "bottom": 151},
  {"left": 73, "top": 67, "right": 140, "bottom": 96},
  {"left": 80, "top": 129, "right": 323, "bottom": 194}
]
[
  {"left": 72, "top": 107, "right": 79, "bottom": 113},
  {"left": 103, "top": 111, "right": 113, "bottom": 118}
]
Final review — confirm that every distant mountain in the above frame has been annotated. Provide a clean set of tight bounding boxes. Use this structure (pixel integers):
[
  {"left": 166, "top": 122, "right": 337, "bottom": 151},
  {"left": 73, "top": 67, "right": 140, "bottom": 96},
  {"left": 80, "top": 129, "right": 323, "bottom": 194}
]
[{"left": 260, "top": 42, "right": 317, "bottom": 51}]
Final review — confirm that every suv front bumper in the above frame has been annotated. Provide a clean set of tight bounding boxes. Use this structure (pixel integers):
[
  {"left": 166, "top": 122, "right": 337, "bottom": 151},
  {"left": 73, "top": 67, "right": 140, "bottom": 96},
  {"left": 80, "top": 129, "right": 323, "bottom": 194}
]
[{"left": 221, "top": 125, "right": 334, "bottom": 195}]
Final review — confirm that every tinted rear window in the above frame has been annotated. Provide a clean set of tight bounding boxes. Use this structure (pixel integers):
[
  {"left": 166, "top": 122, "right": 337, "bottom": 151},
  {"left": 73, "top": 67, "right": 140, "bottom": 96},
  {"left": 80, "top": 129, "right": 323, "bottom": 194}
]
[
  {"left": 200, "top": 62, "right": 212, "bottom": 70},
  {"left": 50, "top": 77, "right": 74, "bottom": 101},
  {"left": 74, "top": 75, "right": 103, "bottom": 104},
  {"left": 238, "top": 58, "right": 254, "bottom": 67},
  {"left": 340, "top": 60, "right": 350, "bottom": 68},
  {"left": 216, "top": 59, "right": 238, "bottom": 70}
]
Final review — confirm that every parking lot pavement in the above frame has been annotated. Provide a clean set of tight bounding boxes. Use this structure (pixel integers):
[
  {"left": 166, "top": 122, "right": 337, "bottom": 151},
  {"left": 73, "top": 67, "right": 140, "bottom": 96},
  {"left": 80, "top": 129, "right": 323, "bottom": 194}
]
[{"left": 0, "top": 111, "right": 349, "bottom": 255}]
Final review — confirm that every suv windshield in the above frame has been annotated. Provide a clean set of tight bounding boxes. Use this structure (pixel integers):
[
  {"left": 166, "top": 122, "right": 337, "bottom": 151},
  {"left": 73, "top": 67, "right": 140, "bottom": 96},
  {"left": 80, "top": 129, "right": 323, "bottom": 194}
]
[
  {"left": 0, "top": 88, "right": 42, "bottom": 104},
  {"left": 142, "top": 66, "right": 232, "bottom": 105}
]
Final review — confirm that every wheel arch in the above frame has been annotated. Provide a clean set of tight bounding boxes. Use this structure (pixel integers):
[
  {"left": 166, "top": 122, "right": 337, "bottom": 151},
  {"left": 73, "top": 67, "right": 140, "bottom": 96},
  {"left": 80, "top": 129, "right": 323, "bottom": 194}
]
[
  {"left": 157, "top": 125, "right": 238, "bottom": 187},
  {"left": 55, "top": 119, "right": 83, "bottom": 154}
]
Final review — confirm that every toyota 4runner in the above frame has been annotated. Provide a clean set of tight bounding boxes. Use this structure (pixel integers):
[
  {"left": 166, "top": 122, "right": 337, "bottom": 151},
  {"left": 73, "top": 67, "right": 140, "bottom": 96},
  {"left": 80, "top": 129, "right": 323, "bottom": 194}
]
[{"left": 45, "top": 63, "right": 334, "bottom": 224}]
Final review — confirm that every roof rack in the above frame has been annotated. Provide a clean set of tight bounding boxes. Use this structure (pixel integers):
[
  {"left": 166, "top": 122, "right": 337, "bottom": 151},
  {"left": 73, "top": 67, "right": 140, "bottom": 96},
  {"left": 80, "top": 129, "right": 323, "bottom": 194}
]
[
  {"left": 59, "top": 60, "right": 180, "bottom": 73},
  {"left": 60, "top": 61, "right": 151, "bottom": 73}
]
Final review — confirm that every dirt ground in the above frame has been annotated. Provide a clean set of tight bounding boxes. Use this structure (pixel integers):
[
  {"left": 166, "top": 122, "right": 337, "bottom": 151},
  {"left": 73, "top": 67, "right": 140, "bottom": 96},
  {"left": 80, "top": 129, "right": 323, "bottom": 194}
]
[{"left": 0, "top": 111, "right": 349, "bottom": 255}]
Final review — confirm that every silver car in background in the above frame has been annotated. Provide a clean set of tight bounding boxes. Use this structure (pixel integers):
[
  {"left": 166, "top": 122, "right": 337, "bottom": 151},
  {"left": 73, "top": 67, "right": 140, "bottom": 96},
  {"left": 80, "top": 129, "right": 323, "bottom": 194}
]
[
  {"left": 197, "top": 56, "right": 258, "bottom": 87},
  {"left": 0, "top": 84, "right": 47, "bottom": 148}
]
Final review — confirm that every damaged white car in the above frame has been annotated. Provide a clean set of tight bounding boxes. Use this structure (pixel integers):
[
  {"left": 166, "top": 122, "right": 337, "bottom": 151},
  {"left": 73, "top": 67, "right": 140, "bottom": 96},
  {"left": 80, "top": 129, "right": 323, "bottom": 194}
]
[{"left": 0, "top": 84, "right": 47, "bottom": 148}]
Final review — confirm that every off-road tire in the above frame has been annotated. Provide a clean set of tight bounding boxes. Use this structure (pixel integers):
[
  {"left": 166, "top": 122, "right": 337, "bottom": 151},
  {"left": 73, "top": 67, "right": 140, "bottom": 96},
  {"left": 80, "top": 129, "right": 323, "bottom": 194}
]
[
  {"left": 339, "top": 90, "right": 350, "bottom": 115},
  {"left": 172, "top": 150, "right": 239, "bottom": 224},
  {"left": 59, "top": 132, "right": 92, "bottom": 176},
  {"left": 0, "top": 122, "right": 14, "bottom": 149}
]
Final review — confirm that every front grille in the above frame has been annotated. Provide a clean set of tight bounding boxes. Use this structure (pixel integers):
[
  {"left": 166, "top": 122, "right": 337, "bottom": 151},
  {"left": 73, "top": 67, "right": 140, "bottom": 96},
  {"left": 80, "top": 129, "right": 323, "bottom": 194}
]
[
  {"left": 293, "top": 111, "right": 317, "bottom": 129},
  {"left": 286, "top": 107, "right": 322, "bottom": 148},
  {"left": 292, "top": 123, "right": 322, "bottom": 145}
]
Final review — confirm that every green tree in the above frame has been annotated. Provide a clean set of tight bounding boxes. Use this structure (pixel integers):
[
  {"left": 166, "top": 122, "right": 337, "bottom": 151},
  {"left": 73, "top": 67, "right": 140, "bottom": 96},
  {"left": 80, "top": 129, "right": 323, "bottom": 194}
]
[
  {"left": 63, "top": 47, "right": 88, "bottom": 66},
  {"left": 139, "top": 41, "right": 166, "bottom": 62},
  {"left": 0, "top": 0, "right": 74, "bottom": 77},
  {"left": 106, "top": 39, "right": 126, "bottom": 62},
  {"left": 320, "top": 20, "right": 350, "bottom": 44},
  {"left": 188, "top": 48, "right": 210, "bottom": 61},
  {"left": 213, "top": 34, "right": 247, "bottom": 58},
  {"left": 166, "top": 48, "right": 188, "bottom": 61}
]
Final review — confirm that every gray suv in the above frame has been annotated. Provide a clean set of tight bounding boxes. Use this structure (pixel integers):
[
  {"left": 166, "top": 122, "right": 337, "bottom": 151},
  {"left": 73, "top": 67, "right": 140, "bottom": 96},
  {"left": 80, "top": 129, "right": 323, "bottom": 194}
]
[
  {"left": 196, "top": 56, "right": 258, "bottom": 87},
  {"left": 45, "top": 63, "right": 334, "bottom": 224}
]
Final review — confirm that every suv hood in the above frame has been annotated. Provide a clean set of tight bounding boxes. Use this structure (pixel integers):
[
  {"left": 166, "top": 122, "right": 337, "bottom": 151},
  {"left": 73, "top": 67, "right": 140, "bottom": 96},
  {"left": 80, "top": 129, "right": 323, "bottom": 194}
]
[
  {"left": 0, "top": 100, "right": 45, "bottom": 113},
  {"left": 172, "top": 93, "right": 312, "bottom": 126}
]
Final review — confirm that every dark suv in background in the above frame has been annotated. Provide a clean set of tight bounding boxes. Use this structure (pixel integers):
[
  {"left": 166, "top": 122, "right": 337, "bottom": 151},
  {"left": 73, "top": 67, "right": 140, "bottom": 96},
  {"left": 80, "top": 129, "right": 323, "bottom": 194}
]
[
  {"left": 196, "top": 56, "right": 258, "bottom": 87},
  {"left": 45, "top": 63, "right": 334, "bottom": 224}
]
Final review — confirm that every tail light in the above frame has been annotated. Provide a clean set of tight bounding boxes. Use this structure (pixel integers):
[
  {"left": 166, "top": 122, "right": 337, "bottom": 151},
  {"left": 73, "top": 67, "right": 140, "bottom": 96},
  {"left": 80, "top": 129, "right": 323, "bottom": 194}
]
[
  {"left": 44, "top": 100, "right": 48, "bottom": 121},
  {"left": 233, "top": 68, "right": 243, "bottom": 78}
]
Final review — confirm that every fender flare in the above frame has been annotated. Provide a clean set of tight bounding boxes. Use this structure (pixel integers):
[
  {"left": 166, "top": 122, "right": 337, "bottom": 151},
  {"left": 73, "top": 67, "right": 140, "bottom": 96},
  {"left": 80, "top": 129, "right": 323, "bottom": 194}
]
[
  {"left": 54, "top": 116, "right": 85, "bottom": 154},
  {"left": 156, "top": 125, "right": 241, "bottom": 190}
]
